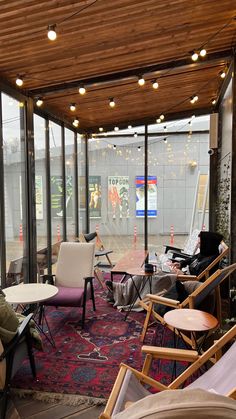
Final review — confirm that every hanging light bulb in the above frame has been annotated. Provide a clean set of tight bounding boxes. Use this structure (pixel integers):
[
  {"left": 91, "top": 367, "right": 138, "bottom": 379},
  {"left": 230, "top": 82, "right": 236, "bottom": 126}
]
[
  {"left": 160, "top": 114, "right": 164, "bottom": 121},
  {"left": 193, "top": 95, "right": 198, "bottom": 102},
  {"left": 99, "top": 127, "right": 103, "bottom": 132},
  {"left": 156, "top": 118, "right": 161, "bottom": 124},
  {"left": 152, "top": 80, "right": 159, "bottom": 89},
  {"left": 113, "top": 144, "right": 117, "bottom": 149},
  {"left": 134, "top": 132, "right": 138, "bottom": 138},
  {"left": 72, "top": 117, "right": 79, "bottom": 127},
  {"left": 36, "top": 97, "right": 43, "bottom": 107},
  {"left": 163, "top": 138, "right": 167, "bottom": 143},
  {"left": 138, "top": 146, "right": 141, "bottom": 151},
  {"left": 47, "top": 24, "right": 57, "bottom": 41},
  {"left": 211, "top": 98, "right": 217, "bottom": 105},
  {"left": 191, "top": 51, "right": 199, "bottom": 61},
  {"left": 138, "top": 76, "right": 145, "bottom": 86},
  {"left": 128, "top": 125, "right": 132, "bottom": 129},
  {"left": 114, "top": 126, "right": 119, "bottom": 131},
  {"left": 16, "top": 75, "right": 23, "bottom": 87},
  {"left": 220, "top": 69, "right": 226, "bottom": 79},
  {"left": 109, "top": 98, "right": 115, "bottom": 108},
  {"left": 200, "top": 48, "right": 207, "bottom": 57},
  {"left": 164, "top": 125, "right": 167, "bottom": 132},
  {"left": 69, "top": 103, "right": 76, "bottom": 112},
  {"left": 78, "top": 86, "right": 86, "bottom": 95}
]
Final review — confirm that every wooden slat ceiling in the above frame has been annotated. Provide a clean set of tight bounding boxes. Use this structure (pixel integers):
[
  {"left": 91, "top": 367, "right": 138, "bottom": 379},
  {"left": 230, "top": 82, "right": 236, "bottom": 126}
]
[{"left": 0, "top": 0, "right": 236, "bottom": 132}]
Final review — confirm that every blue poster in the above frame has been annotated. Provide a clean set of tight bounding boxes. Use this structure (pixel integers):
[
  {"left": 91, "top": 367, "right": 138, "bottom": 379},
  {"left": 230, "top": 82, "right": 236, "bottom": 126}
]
[{"left": 136, "top": 176, "right": 157, "bottom": 217}]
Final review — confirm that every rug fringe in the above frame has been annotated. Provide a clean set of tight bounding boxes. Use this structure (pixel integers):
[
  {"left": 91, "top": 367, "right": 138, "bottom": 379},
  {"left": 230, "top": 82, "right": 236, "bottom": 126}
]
[{"left": 12, "top": 388, "right": 106, "bottom": 407}]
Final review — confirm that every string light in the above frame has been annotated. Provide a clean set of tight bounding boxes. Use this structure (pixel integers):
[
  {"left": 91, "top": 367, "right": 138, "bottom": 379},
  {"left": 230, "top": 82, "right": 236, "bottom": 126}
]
[
  {"left": 36, "top": 97, "right": 43, "bottom": 107},
  {"left": 99, "top": 127, "right": 103, "bottom": 132},
  {"left": 47, "top": 24, "right": 57, "bottom": 41},
  {"left": 164, "top": 126, "right": 167, "bottom": 132},
  {"left": 190, "top": 95, "right": 198, "bottom": 104},
  {"left": 152, "top": 80, "right": 159, "bottom": 89},
  {"left": 163, "top": 138, "right": 167, "bottom": 143},
  {"left": 160, "top": 114, "right": 165, "bottom": 121},
  {"left": 114, "top": 126, "right": 119, "bottom": 131},
  {"left": 211, "top": 98, "right": 217, "bottom": 105},
  {"left": 219, "top": 69, "right": 227, "bottom": 79},
  {"left": 156, "top": 118, "right": 161, "bottom": 124},
  {"left": 72, "top": 117, "right": 79, "bottom": 127},
  {"left": 109, "top": 98, "right": 115, "bottom": 108},
  {"left": 134, "top": 132, "right": 138, "bottom": 138},
  {"left": 113, "top": 144, "right": 117, "bottom": 149},
  {"left": 138, "top": 146, "right": 141, "bottom": 151},
  {"left": 78, "top": 86, "right": 86, "bottom": 95},
  {"left": 128, "top": 125, "right": 132, "bottom": 129},
  {"left": 199, "top": 48, "right": 207, "bottom": 57},
  {"left": 191, "top": 51, "right": 199, "bottom": 62},
  {"left": 138, "top": 76, "right": 145, "bottom": 86},
  {"left": 16, "top": 76, "right": 23, "bottom": 87},
  {"left": 69, "top": 103, "right": 76, "bottom": 111}
]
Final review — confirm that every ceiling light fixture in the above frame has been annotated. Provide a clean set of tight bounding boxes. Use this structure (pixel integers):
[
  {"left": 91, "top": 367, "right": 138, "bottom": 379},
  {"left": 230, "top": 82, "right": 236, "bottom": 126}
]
[
  {"left": 160, "top": 114, "right": 165, "bottom": 121},
  {"left": 156, "top": 118, "right": 161, "bottom": 124},
  {"left": 199, "top": 48, "right": 207, "bottom": 57},
  {"left": 99, "top": 127, "right": 103, "bottom": 132},
  {"left": 16, "top": 75, "right": 23, "bottom": 87},
  {"left": 36, "top": 97, "right": 43, "bottom": 107},
  {"left": 109, "top": 98, "right": 115, "bottom": 108},
  {"left": 190, "top": 95, "right": 198, "bottom": 104},
  {"left": 78, "top": 86, "right": 86, "bottom": 95},
  {"left": 114, "top": 126, "right": 119, "bottom": 131},
  {"left": 219, "top": 69, "right": 226, "bottom": 79},
  {"left": 138, "top": 76, "right": 145, "bottom": 86},
  {"left": 128, "top": 125, "right": 132, "bottom": 129},
  {"left": 152, "top": 80, "right": 159, "bottom": 89},
  {"left": 211, "top": 98, "right": 217, "bottom": 105},
  {"left": 47, "top": 24, "right": 57, "bottom": 41},
  {"left": 69, "top": 103, "right": 76, "bottom": 111}
]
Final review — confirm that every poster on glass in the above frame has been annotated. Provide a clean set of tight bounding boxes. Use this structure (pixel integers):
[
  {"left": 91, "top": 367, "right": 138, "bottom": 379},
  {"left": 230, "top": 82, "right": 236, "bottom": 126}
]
[
  {"left": 108, "top": 176, "right": 129, "bottom": 219},
  {"left": 89, "top": 175, "right": 102, "bottom": 218},
  {"left": 136, "top": 176, "right": 157, "bottom": 217},
  {"left": 51, "top": 175, "right": 73, "bottom": 218}
]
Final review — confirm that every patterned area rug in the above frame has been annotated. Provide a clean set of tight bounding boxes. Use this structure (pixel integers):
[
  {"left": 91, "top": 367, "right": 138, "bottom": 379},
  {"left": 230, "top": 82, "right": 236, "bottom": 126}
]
[{"left": 12, "top": 279, "right": 187, "bottom": 401}]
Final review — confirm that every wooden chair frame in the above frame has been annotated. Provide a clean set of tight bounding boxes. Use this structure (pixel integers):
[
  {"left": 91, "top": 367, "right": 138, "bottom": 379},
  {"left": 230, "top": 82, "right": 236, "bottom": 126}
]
[
  {"left": 140, "top": 258, "right": 233, "bottom": 349},
  {"left": 100, "top": 324, "right": 236, "bottom": 419}
]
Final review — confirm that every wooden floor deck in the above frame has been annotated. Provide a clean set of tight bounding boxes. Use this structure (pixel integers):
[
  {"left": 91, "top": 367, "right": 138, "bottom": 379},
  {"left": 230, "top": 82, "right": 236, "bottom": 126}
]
[{"left": 8, "top": 397, "right": 104, "bottom": 419}]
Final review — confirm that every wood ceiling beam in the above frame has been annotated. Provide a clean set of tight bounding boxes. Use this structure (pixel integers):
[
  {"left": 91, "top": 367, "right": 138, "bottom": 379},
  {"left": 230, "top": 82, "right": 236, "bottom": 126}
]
[{"left": 30, "top": 49, "right": 232, "bottom": 96}]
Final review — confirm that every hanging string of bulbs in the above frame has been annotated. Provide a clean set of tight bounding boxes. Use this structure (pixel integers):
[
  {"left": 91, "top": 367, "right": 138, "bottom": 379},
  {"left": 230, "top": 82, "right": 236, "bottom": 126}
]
[{"left": 14, "top": 14, "right": 235, "bottom": 131}]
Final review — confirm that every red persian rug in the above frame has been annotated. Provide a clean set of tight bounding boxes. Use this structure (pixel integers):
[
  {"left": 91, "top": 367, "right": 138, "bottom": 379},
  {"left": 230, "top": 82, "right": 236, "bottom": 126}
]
[{"left": 12, "top": 279, "right": 187, "bottom": 401}]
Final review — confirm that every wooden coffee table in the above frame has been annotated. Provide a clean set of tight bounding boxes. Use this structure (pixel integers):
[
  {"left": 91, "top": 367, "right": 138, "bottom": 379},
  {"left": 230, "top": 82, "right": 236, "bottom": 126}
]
[
  {"left": 111, "top": 249, "right": 148, "bottom": 282},
  {"left": 164, "top": 308, "right": 219, "bottom": 352}
]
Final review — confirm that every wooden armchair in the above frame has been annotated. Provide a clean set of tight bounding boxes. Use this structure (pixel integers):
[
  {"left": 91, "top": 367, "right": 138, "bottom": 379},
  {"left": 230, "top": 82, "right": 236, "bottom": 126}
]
[
  {"left": 140, "top": 261, "right": 235, "bottom": 347},
  {"left": 100, "top": 324, "right": 236, "bottom": 418}
]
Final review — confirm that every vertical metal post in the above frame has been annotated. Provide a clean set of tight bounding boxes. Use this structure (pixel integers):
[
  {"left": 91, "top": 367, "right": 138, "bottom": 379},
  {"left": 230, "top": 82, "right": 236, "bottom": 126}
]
[
  {"left": 24, "top": 98, "right": 37, "bottom": 283},
  {"left": 144, "top": 124, "right": 148, "bottom": 251},
  {"left": 0, "top": 93, "right": 6, "bottom": 288},
  {"left": 230, "top": 53, "right": 236, "bottom": 290},
  {"left": 85, "top": 134, "right": 89, "bottom": 233},
  {"left": 45, "top": 119, "right": 52, "bottom": 274},
  {"left": 74, "top": 131, "right": 79, "bottom": 238},
  {"left": 61, "top": 125, "right": 66, "bottom": 241}
]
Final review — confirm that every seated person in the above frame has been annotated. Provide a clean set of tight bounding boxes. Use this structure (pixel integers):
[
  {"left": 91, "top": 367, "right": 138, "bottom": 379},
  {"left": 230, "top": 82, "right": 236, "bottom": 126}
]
[{"left": 105, "top": 231, "right": 223, "bottom": 311}]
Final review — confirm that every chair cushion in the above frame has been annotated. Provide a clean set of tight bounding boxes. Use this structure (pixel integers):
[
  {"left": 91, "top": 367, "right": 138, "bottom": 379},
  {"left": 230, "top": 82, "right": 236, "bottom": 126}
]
[
  {"left": 44, "top": 286, "right": 86, "bottom": 307},
  {"left": 0, "top": 294, "right": 19, "bottom": 344},
  {"left": 113, "top": 388, "right": 236, "bottom": 419}
]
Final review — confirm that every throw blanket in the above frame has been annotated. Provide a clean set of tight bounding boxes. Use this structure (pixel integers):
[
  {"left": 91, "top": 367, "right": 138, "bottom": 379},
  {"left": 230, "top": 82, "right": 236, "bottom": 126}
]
[
  {"left": 111, "top": 273, "right": 177, "bottom": 311},
  {"left": 0, "top": 294, "right": 19, "bottom": 343}
]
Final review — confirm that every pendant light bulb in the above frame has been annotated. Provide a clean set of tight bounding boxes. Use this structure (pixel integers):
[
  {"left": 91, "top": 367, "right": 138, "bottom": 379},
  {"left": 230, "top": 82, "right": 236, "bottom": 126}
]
[
  {"left": 36, "top": 97, "right": 43, "bottom": 107},
  {"left": 128, "top": 125, "right": 132, "bottom": 129},
  {"left": 109, "top": 98, "right": 115, "bottom": 108},
  {"left": 99, "top": 127, "right": 103, "bottom": 132},
  {"left": 200, "top": 48, "right": 207, "bottom": 57},
  {"left": 191, "top": 51, "right": 199, "bottom": 62},
  {"left": 78, "top": 86, "right": 86, "bottom": 95},
  {"left": 220, "top": 70, "right": 226, "bottom": 79},
  {"left": 160, "top": 114, "right": 164, "bottom": 121},
  {"left": 138, "top": 76, "right": 145, "bottom": 86},
  {"left": 114, "top": 126, "right": 119, "bottom": 131},
  {"left": 70, "top": 103, "right": 76, "bottom": 112},
  {"left": 152, "top": 80, "right": 159, "bottom": 89},
  {"left": 211, "top": 98, "right": 216, "bottom": 105},
  {"left": 73, "top": 117, "right": 79, "bottom": 127},
  {"left": 134, "top": 132, "right": 138, "bottom": 138},
  {"left": 16, "top": 76, "right": 23, "bottom": 87},
  {"left": 47, "top": 24, "right": 57, "bottom": 41}
]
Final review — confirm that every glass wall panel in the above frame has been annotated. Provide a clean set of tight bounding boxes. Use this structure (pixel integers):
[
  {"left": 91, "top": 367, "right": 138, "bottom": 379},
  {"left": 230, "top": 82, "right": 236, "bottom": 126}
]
[
  {"left": 2, "top": 93, "right": 26, "bottom": 285},
  {"left": 148, "top": 115, "right": 210, "bottom": 257},
  {"left": 77, "top": 134, "right": 86, "bottom": 234},
  {"left": 49, "top": 121, "right": 63, "bottom": 245},
  {"left": 88, "top": 128, "right": 145, "bottom": 263},
  {"left": 65, "top": 128, "right": 76, "bottom": 240}
]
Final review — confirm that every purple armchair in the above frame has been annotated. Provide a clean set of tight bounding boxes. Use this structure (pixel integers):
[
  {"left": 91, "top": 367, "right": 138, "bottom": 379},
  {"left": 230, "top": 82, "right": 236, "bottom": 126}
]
[{"left": 43, "top": 242, "right": 96, "bottom": 327}]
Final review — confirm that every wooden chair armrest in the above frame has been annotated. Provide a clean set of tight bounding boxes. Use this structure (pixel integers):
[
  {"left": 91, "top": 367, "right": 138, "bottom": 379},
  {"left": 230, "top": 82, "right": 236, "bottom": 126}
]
[
  {"left": 177, "top": 275, "right": 198, "bottom": 281},
  {"left": 145, "top": 293, "right": 180, "bottom": 307},
  {"left": 227, "top": 387, "right": 236, "bottom": 400},
  {"left": 141, "top": 345, "right": 198, "bottom": 362}
]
